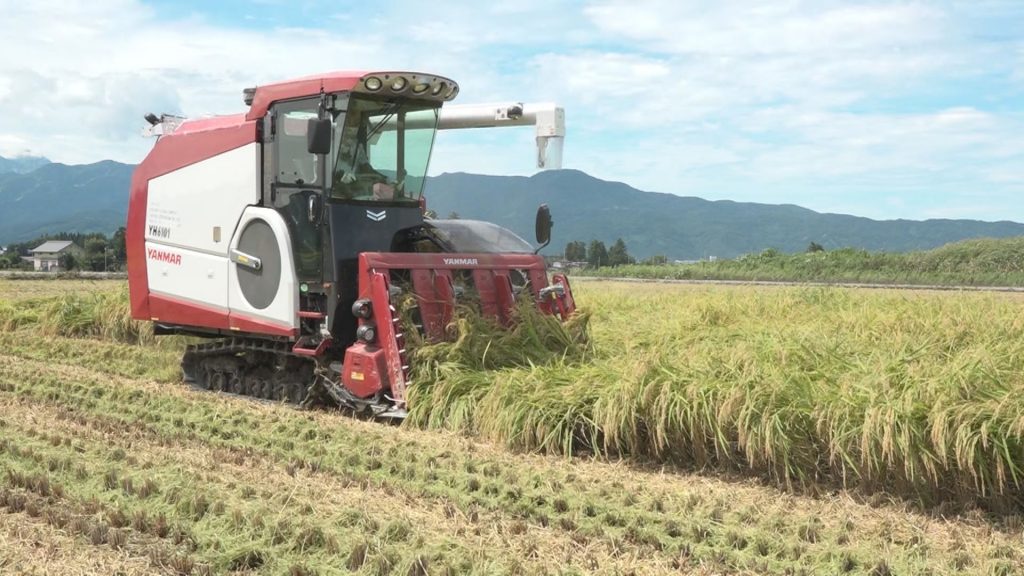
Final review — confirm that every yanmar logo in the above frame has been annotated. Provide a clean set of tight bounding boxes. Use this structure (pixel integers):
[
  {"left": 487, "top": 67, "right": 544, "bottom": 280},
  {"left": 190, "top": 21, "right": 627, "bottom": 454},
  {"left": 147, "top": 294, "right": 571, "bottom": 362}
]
[
  {"left": 442, "top": 257, "right": 479, "bottom": 266},
  {"left": 147, "top": 248, "right": 182, "bottom": 266},
  {"left": 366, "top": 210, "right": 386, "bottom": 222}
]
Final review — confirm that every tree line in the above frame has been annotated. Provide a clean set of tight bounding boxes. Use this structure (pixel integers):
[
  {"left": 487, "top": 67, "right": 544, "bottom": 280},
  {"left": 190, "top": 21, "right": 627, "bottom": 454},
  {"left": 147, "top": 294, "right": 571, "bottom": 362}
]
[
  {"left": 0, "top": 228, "right": 127, "bottom": 271},
  {"left": 563, "top": 238, "right": 646, "bottom": 267}
]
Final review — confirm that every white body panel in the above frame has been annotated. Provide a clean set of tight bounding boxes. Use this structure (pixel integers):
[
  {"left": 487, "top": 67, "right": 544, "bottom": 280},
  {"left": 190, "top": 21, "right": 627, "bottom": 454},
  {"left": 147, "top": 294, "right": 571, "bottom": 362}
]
[
  {"left": 145, "top": 144, "right": 260, "bottom": 311},
  {"left": 227, "top": 207, "right": 300, "bottom": 332},
  {"left": 146, "top": 244, "right": 228, "bottom": 309},
  {"left": 146, "top": 144, "right": 260, "bottom": 256}
]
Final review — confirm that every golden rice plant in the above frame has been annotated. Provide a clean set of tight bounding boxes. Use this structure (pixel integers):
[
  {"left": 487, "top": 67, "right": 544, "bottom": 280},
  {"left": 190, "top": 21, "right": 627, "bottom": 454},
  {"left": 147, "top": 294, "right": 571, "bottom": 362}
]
[
  {"left": 406, "top": 283, "right": 1024, "bottom": 503},
  {"left": 1, "top": 287, "right": 153, "bottom": 345},
  {"left": 0, "top": 300, "right": 41, "bottom": 331},
  {"left": 405, "top": 301, "right": 591, "bottom": 432}
]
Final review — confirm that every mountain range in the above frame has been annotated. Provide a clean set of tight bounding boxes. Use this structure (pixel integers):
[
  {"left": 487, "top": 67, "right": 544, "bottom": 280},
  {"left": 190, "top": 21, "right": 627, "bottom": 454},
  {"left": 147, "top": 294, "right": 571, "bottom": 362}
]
[
  {"left": 0, "top": 154, "right": 50, "bottom": 175},
  {"left": 423, "top": 171, "right": 1024, "bottom": 259},
  {"left": 0, "top": 159, "right": 134, "bottom": 244},
  {"left": 1, "top": 155, "right": 1022, "bottom": 259}
]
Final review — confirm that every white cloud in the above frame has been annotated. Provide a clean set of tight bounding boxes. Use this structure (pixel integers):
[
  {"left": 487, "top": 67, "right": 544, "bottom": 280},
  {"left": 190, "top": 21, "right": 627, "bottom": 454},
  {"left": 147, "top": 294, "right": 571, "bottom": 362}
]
[
  {"left": 1013, "top": 44, "right": 1024, "bottom": 84},
  {"left": 0, "top": 0, "right": 533, "bottom": 163},
  {"left": 515, "top": 2, "right": 1023, "bottom": 220},
  {"left": 0, "top": 0, "right": 596, "bottom": 165},
  {"left": 741, "top": 107, "right": 1021, "bottom": 176},
  {"left": 583, "top": 1, "right": 947, "bottom": 55},
  {"left": 0, "top": 0, "right": 1021, "bottom": 222}
]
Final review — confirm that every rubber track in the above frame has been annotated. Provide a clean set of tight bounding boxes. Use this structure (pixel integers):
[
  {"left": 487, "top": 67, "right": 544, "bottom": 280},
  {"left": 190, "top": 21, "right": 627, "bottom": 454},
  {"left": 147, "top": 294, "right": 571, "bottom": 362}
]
[{"left": 181, "top": 337, "right": 320, "bottom": 407}]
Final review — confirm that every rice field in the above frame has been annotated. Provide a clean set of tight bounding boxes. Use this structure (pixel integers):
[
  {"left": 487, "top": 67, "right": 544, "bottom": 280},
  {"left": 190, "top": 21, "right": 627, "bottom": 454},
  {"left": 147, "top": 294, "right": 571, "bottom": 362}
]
[
  {"left": 1, "top": 278, "right": 1023, "bottom": 574},
  {"left": 410, "top": 282, "right": 1024, "bottom": 507},
  {"left": 0, "top": 277, "right": 122, "bottom": 301}
]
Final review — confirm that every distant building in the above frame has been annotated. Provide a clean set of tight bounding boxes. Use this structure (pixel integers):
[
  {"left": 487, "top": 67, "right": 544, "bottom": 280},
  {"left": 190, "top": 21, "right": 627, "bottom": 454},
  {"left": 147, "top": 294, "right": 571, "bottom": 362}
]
[
  {"left": 673, "top": 256, "right": 718, "bottom": 265},
  {"left": 29, "top": 240, "right": 80, "bottom": 272},
  {"left": 558, "top": 260, "right": 588, "bottom": 271}
]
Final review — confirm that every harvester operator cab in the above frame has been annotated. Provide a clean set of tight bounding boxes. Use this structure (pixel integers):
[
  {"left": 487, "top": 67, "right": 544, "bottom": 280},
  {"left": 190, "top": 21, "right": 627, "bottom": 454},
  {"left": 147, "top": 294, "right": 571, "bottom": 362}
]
[
  {"left": 326, "top": 96, "right": 439, "bottom": 204},
  {"left": 331, "top": 108, "right": 389, "bottom": 200},
  {"left": 268, "top": 90, "right": 447, "bottom": 349},
  {"left": 279, "top": 93, "right": 439, "bottom": 202},
  {"left": 269, "top": 91, "right": 442, "bottom": 279}
]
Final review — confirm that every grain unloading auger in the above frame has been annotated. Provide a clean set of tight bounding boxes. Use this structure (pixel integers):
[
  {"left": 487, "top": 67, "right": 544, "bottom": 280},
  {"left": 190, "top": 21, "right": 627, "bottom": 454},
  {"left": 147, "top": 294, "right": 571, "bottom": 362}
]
[{"left": 126, "top": 71, "right": 575, "bottom": 418}]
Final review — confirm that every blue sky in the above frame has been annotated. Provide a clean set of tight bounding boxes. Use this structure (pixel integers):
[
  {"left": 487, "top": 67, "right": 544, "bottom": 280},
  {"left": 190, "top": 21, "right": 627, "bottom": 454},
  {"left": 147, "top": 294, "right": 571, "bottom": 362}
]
[{"left": 0, "top": 0, "right": 1021, "bottom": 222}]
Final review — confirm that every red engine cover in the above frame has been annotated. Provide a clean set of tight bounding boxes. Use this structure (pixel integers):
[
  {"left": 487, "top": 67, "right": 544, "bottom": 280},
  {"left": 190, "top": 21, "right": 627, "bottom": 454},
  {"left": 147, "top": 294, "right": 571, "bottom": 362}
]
[{"left": 341, "top": 343, "right": 388, "bottom": 398}]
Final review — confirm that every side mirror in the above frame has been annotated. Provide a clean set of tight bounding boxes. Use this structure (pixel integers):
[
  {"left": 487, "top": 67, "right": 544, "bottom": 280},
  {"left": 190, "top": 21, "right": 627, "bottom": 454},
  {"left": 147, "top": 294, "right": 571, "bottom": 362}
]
[
  {"left": 307, "top": 118, "right": 332, "bottom": 155},
  {"left": 535, "top": 204, "right": 552, "bottom": 251},
  {"left": 308, "top": 193, "right": 323, "bottom": 225}
]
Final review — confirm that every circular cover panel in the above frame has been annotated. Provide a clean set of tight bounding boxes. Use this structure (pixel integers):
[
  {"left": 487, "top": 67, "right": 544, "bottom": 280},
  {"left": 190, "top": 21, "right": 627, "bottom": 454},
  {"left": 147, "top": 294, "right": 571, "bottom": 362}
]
[{"left": 237, "top": 219, "right": 282, "bottom": 310}]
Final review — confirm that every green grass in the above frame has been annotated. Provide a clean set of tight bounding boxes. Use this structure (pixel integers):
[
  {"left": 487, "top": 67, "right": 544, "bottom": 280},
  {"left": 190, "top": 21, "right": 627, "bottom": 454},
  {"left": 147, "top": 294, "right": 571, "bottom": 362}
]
[{"left": 590, "top": 236, "right": 1024, "bottom": 286}]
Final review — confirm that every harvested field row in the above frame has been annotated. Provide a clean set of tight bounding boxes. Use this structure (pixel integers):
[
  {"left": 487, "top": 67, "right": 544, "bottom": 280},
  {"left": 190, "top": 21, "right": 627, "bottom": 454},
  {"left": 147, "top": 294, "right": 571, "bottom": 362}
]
[
  {"left": 0, "top": 505, "right": 157, "bottom": 576},
  {"left": 0, "top": 345, "right": 1022, "bottom": 574},
  {"left": 0, "top": 393, "right": 633, "bottom": 575}
]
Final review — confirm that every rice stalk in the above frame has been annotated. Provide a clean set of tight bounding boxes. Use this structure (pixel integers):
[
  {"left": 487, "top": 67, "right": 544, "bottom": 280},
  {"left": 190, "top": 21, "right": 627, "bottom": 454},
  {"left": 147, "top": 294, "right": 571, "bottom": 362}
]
[
  {"left": 405, "top": 283, "right": 1024, "bottom": 503},
  {"left": 0, "top": 287, "right": 153, "bottom": 345}
]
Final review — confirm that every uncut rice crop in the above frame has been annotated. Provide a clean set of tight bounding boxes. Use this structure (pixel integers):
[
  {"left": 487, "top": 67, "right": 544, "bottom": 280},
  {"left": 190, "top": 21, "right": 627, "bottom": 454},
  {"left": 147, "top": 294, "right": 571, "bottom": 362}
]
[
  {"left": 404, "top": 302, "right": 591, "bottom": 439},
  {"left": 0, "top": 286, "right": 153, "bottom": 344},
  {"left": 408, "top": 283, "right": 1024, "bottom": 504},
  {"left": 0, "top": 278, "right": 124, "bottom": 301}
]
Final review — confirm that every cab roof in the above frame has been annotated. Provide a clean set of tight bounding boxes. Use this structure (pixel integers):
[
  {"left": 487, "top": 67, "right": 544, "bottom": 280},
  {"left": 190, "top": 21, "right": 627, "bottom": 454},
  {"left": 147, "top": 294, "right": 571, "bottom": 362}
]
[{"left": 244, "top": 70, "right": 459, "bottom": 120}]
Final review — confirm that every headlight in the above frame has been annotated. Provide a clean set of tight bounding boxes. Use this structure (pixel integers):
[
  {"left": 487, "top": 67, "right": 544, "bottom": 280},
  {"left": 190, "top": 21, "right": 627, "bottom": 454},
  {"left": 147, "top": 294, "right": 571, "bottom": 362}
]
[
  {"left": 351, "top": 299, "right": 373, "bottom": 319},
  {"left": 356, "top": 323, "right": 377, "bottom": 343}
]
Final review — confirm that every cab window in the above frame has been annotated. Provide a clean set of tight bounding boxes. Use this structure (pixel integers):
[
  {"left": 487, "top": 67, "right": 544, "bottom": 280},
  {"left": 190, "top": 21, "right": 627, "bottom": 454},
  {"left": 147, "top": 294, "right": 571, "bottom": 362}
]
[{"left": 273, "top": 98, "right": 320, "bottom": 187}]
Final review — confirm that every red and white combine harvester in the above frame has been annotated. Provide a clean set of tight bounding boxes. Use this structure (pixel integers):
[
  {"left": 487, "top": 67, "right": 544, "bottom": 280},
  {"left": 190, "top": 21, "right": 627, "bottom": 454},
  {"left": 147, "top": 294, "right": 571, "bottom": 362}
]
[{"left": 127, "top": 71, "right": 575, "bottom": 417}]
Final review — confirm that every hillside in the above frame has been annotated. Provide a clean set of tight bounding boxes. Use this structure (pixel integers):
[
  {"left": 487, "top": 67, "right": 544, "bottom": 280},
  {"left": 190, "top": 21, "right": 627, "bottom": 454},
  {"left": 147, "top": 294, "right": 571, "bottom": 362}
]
[
  {"left": 2, "top": 161, "right": 1023, "bottom": 259},
  {"left": 423, "top": 170, "right": 1024, "bottom": 259},
  {"left": 0, "top": 154, "right": 50, "bottom": 175},
  {"left": 0, "top": 160, "right": 133, "bottom": 243}
]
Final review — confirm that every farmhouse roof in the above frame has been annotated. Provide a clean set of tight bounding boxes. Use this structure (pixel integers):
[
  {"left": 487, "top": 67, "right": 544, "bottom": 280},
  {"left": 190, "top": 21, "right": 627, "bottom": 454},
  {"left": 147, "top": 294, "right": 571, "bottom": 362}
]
[{"left": 30, "top": 240, "right": 75, "bottom": 254}]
